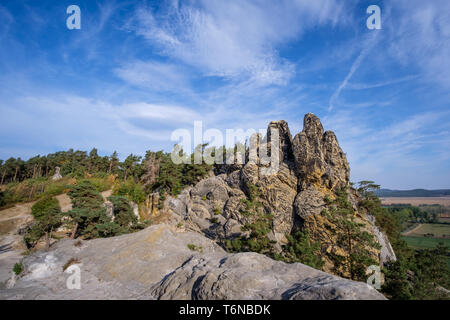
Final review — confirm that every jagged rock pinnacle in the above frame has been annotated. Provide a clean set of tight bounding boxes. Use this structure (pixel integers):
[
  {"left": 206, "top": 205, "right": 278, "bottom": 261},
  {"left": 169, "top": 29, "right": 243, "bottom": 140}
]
[{"left": 292, "top": 113, "right": 350, "bottom": 192}]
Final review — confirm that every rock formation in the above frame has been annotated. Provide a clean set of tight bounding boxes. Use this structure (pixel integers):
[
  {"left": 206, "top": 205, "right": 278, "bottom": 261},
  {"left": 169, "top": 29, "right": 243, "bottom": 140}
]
[
  {"left": 51, "top": 166, "right": 62, "bottom": 181},
  {"left": 164, "top": 113, "right": 396, "bottom": 275},
  {"left": 0, "top": 113, "right": 395, "bottom": 299},
  {"left": 0, "top": 224, "right": 385, "bottom": 299}
]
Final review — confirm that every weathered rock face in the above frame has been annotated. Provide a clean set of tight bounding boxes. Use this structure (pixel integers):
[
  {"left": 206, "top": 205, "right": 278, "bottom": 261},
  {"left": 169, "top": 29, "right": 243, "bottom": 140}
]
[
  {"left": 367, "top": 214, "right": 397, "bottom": 264},
  {"left": 164, "top": 113, "right": 394, "bottom": 277},
  {"left": 0, "top": 224, "right": 385, "bottom": 300},
  {"left": 267, "top": 120, "right": 294, "bottom": 163},
  {"left": 292, "top": 113, "right": 350, "bottom": 192}
]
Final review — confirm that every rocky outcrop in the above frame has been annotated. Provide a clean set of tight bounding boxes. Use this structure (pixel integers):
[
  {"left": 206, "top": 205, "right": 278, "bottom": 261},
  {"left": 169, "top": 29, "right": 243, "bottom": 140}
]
[
  {"left": 140, "top": 193, "right": 160, "bottom": 220},
  {"left": 164, "top": 113, "right": 394, "bottom": 277},
  {"left": 52, "top": 167, "right": 62, "bottom": 181},
  {"left": 292, "top": 113, "right": 349, "bottom": 192},
  {"left": 367, "top": 214, "right": 397, "bottom": 264},
  {"left": 0, "top": 224, "right": 385, "bottom": 300},
  {"left": 0, "top": 113, "right": 394, "bottom": 300}
]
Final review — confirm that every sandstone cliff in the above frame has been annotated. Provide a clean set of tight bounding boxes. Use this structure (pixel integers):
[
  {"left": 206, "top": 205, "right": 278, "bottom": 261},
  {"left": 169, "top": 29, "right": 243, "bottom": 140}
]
[{"left": 163, "top": 113, "right": 396, "bottom": 276}]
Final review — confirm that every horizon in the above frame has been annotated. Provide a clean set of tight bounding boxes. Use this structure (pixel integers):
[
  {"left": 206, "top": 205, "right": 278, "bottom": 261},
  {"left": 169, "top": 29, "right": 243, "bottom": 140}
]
[{"left": 1, "top": 0, "right": 449, "bottom": 189}]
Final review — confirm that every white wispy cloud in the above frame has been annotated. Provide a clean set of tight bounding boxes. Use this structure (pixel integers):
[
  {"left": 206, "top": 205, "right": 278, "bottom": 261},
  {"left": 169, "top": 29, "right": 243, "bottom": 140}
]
[
  {"left": 346, "top": 75, "right": 418, "bottom": 90},
  {"left": 115, "top": 102, "right": 202, "bottom": 125},
  {"left": 129, "top": 0, "right": 350, "bottom": 86},
  {"left": 328, "top": 33, "right": 378, "bottom": 111},
  {"left": 323, "top": 110, "right": 450, "bottom": 188},
  {"left": 386, "top": 0, "right": 450, "bottom": 89},
  {"left": 114, "top": 60, "right": 190, "bottom": 92}
]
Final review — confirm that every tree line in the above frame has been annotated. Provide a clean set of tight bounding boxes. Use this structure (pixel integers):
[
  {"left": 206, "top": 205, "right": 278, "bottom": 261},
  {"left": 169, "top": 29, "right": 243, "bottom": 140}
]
[
  {"left": 0, "top": 148, "right": 127, "bottom": 184},
  {"left": 0, "top": 147, "right": 216, "bottom": 209}
]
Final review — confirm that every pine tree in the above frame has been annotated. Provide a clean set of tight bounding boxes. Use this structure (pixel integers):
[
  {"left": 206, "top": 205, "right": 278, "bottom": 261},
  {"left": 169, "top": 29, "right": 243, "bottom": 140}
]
[
  {"left": 324, "top": 188, "right": 381, "bottom": 280},
  {"left": 66, "top": 181, "right": 110, "bottom": 239},
  {"left": 108, "top": 151, "right": 120, "bottom": 174},
  {"left": 107, "top": 195, "right": 138, "bottom": 228},
  {"left": 29, "top": 196, "right": 62, "bottom": 248},
  {"left": 279, "top": 231, "right": 324, "bottom": 269}
]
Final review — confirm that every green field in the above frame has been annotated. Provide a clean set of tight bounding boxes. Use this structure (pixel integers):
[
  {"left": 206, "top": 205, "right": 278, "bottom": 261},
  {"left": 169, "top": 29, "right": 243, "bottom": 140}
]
[
  {"left": 407, "top": 223, "right": 450, "bottom": 238},
  {"left": 402, "top": 236, "right": 450, "bottom": 249},
  {"left": 403, "top": 236, "right": 450, "bottom": 268}
]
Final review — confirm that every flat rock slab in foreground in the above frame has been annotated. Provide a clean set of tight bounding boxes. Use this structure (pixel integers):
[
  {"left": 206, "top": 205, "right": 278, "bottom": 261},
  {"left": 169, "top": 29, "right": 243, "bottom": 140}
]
[{"left": 0, "top": 224, "right": 385, "bottom": 300}]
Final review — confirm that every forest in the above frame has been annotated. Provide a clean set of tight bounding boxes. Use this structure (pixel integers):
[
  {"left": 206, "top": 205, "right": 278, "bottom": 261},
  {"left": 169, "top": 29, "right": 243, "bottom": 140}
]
[{"left": 0, "top": 147, "right": 216, "bottom": 210}]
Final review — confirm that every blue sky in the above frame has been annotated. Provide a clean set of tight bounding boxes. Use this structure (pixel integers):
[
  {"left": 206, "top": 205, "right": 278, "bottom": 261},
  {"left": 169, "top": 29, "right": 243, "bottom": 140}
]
[{"left": 0, "top": 0, "right": 449, "bottom": 189}]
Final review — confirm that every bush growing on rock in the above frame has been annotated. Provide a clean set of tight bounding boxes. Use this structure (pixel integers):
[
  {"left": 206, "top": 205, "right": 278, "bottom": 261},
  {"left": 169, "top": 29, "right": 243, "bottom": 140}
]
[
  {"left": 95, "top": 221, "right": 122, "bottom": 238},
  {"left": 225, "top": 184, "right": 277, "bottom": 256},
  {"left": 277, "top": 231, "right": 324, "bottom": 269},
  {"left": 27, "top": 195, "right": 62, "bottom": 249},
  {"left": 23, "top": 223, "right": 45, "bottom": 248},
  {"left": 107, "top": 195, "right": 138, "bottom": 228},
  {"left": 13, "top": 262, "right": 22, "bottom": 275},
  {"left": 323, "top": 188, "right": 381, "bottom": 281}
]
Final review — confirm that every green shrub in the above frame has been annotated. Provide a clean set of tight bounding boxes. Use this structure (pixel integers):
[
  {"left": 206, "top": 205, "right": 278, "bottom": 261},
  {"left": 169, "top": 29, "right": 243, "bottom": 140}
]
[
  {"left": 226, "top": 184, "right": 276, "bottom": 256},
  {"left": 158, "top": 189, "right": 166, "bottom": 209},
  {"left": 13, "top": 263, "right": 22, "bottom": 275},
  {"left": 95, "top": 222, "right": 122, "bottom": 237},
  {"left": 84, "top": 177, "right": 112, "bottom": 192},
  {"left": 107, "top": 195, "right": 138, "bottom": 228},
  {"left": 67, "top": 207, "right": 110, "bottom": 239},
  {"left": 113, "top": 179, "right": 145, "bottom": 204},
  {"left": 277, "top": 231, "right": 324, "bottom": 269},
  {"left": 209, "top": 217, "right": 219, "bottom": 224},
  {"left": 67, "top": 181, "right": 110, "bottom": 239},
  {"left": 225, "top": 238, "right": 243, "bottom": 252},
  {"left": 26, "top": 196, "right": 62, "bottom": 248},
  {"left": 31, "top": 195, "right": 61, "bottom": 219},
  {"left": 187, "top": 243, "right": 203, "bottom": 252},
  {"left": 23, "top": 223, "right": 45, "bottom": 248},
  {"left": 68, "top": 180, "right": 104, "bottom": 208}
]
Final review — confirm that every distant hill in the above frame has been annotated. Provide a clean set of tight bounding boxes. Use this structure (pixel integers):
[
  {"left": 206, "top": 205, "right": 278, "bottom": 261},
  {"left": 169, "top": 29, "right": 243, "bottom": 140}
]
[{"left": 375, "top": 189, "right": 450, "bottom": 197}]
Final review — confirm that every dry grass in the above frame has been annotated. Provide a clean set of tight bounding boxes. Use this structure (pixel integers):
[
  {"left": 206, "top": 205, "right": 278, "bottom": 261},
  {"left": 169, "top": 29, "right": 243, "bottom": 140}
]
[
  {"left": 62, "top": 258, "right": 80, "bottom": 271},
  {"left": 381, "top": 197, "right": 450, "bottom": 206}
]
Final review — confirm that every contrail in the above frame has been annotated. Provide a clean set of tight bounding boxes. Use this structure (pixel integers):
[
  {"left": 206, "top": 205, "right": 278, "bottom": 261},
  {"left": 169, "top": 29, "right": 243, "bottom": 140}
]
[{"left": 328, "top": 33, "right": 378, "bottom": 111}]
